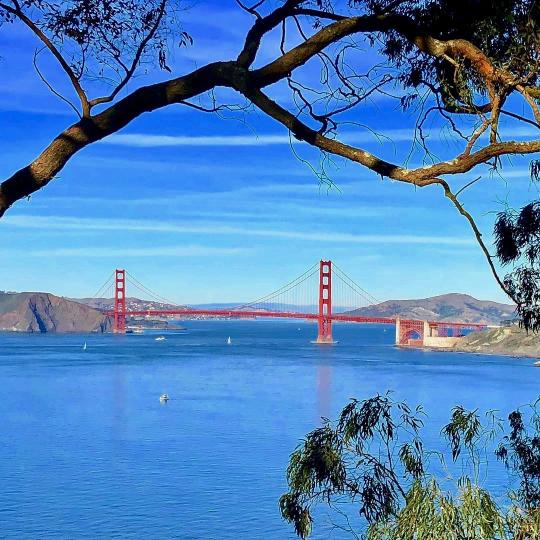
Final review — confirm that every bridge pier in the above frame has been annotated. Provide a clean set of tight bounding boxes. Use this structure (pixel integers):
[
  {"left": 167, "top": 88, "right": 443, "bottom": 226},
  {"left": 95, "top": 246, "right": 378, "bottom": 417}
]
[
  {"left": 316, "top": 260, "right": 335, "bottom": 344},
  {"left": 395, "top": 318, "right": 486, "bottom": 347},
  {"left": 113, "top": 269, "right": 126, "bottom": 334},
  {"left": 395, "top": 318, "right": 425, "bottom": 346}
]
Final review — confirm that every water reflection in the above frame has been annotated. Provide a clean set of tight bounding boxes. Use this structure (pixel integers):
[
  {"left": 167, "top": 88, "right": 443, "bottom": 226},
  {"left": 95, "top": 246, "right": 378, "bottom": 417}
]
[{"left": 317, "top": 365, "right": 332, "bottom": 420}]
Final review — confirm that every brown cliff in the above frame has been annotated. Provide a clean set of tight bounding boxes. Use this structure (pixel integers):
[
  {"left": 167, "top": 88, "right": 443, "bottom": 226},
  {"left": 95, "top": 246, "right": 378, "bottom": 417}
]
[
  {"left": 0, "top": 292, "right": 111, "bottom": 333},
  {"left": 453, "top": 326, "right": 540, "bottom": 358}
]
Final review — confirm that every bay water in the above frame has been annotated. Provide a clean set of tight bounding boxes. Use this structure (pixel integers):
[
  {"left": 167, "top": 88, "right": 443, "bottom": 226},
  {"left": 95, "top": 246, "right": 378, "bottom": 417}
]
[{"left": 0, "top": 321, "right": 538, "bottom": 538}]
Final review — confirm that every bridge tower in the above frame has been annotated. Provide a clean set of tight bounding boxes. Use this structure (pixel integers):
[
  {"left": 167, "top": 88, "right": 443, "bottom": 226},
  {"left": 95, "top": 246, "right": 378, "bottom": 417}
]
[
  {"left": 316, "top": 260, "right": 334, "bottom": 344},
  {"left": 113, "top": 269, "right": 126, "bottom": 334}
]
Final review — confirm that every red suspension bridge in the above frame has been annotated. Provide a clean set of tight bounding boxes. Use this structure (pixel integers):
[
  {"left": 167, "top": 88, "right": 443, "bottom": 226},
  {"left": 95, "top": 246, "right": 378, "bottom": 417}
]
[{"left": 94, "top": 260, "right": 486, "bottom": 346}]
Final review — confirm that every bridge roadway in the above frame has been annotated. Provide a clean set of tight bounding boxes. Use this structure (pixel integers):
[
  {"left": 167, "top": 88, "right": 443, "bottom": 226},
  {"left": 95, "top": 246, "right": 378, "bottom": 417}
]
[{"left": 106, "top": 308, "right": 486, "bottom": 330}]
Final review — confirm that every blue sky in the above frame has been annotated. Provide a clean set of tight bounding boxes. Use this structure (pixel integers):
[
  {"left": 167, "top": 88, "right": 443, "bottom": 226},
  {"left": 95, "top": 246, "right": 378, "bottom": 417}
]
[{"left": 0, "top": 1, "right": 537, "bottom": 304}]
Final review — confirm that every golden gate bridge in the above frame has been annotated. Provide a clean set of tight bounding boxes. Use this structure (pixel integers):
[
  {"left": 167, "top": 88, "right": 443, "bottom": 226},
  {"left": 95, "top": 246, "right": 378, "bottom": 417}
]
[{"left": 93, "top": 261, "right": 486, "bottom": 346}]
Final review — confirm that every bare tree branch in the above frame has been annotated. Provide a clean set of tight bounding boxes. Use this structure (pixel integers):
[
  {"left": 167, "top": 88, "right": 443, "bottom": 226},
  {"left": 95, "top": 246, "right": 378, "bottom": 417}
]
[
  {"left": 0, "top": 1, "right": 90, "bottom": 116},
  {"left": 88, "top": 0, "right": 167, "bottom": 109},
  {"left": 33, "top": 47, "right": 82, "bottom": 118}
]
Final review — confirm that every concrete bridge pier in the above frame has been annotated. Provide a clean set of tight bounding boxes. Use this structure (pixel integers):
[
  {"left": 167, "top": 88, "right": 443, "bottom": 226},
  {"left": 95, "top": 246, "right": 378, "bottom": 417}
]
[
  {"left": 396, "top": 317, "right": 466, "bottom": 348},
  {"left": 395, "top": 317, "right": 425, "bottom": 347}
]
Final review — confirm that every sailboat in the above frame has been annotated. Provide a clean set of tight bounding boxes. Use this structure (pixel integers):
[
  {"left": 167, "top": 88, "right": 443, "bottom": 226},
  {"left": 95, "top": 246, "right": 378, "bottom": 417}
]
[
  {"left": 83, "top": 342, "right": 87, "bottom": 350},
  {"left": 227, "top": 336, "right": 232, "bottom": 345}
]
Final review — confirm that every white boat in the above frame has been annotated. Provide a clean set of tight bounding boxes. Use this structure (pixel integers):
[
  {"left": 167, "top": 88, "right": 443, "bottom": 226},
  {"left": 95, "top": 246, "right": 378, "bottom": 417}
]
[
  {"left": 159, "top": 393, "right": 169, "bottom": 402},
  {"left": 83, "top": 342, "right": 87, "bottom": 350},
  {"left": 155, "top": 336, "right": 166, "bottom": 341},
  {"left": 534, "top": 361, "right": 540, "bottom": 367},
  {"left": 227, "top": 336, "right": 232, "bottom": 345}
]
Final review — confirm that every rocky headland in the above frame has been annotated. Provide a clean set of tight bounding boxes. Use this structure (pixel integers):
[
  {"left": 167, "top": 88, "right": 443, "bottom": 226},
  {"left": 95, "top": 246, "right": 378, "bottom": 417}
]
[
  {"left": 452, "top": 326, "right": 540, "bottom": 358},
  {"left": 0, "top": 292, "right": 111, "bottom": 333}
]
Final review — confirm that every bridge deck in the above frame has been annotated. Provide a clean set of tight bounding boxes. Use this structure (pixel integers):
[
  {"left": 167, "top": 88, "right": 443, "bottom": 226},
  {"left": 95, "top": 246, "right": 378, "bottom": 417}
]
[{"left": 104, "top": 309, "right": 486, "bottom": 330}]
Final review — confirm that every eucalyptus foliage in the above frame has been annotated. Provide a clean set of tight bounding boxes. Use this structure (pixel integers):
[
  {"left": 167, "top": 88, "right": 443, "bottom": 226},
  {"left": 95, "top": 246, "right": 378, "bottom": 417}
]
[{"left": 280, "top": 394, "right": 540, "bottom": 539}]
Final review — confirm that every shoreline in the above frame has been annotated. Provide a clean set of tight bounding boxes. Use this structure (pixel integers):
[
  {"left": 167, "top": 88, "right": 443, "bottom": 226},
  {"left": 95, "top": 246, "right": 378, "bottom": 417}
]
[{"left": 422, "top": 345, "right": 540, "bottom": 360}]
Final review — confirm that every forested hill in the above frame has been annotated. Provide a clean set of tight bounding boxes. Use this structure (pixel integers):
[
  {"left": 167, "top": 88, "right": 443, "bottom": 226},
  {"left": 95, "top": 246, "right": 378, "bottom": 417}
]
[
  {"left": 347, "top": 293, "right": 515, "bottom": 325},
  {"left": 0, "top": 292, "right": 111, "bottom": 333}
]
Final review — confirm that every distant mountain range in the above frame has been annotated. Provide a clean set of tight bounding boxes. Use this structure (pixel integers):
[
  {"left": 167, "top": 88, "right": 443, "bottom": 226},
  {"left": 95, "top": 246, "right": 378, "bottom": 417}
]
[
  {"left": 0, "top": 291, "right": 516, "bottom": 332},
  {"left": 345, "top": 293, "right": 515, "bottom": 325}
]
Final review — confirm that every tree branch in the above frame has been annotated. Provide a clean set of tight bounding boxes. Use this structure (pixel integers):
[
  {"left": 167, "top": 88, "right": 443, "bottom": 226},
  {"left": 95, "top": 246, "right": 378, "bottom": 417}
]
[
  {"left": 0, "top": 1, "right": 90, "bottom": 116},
  {"left": 88, "top": 0, "right": 167, "bottom": 109},
  {"left": 237, "top": 83, "right": 540, "bottom": 186},
  {"left": 33, "top": 47, "right": 82, "bottom": 118},
  {"left": 237, "top": 0, "right": 303, "bottom": 68},
  {"left": 440, "top": 179, "right": 514, "bottom": 300},
  {"left": 0, "top": 61, "right": 235, "bottom": 216}
]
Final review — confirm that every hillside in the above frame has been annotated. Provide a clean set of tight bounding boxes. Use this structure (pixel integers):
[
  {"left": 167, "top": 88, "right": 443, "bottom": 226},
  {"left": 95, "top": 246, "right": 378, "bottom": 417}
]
[
  {"left": 347, "top": 293, "right": 515, "bottom": 325},
  {"left": 454, "top": 326, "right": 540, "bottom": 358},
  {"left": 0, "top": 292, "right": 111, "bottom": 333},
  {"left": 75, "top": 297, "right": 181, "bottom": 312},
  {"left": 0, "top": 290, "right": 517, "bottom": 333}
]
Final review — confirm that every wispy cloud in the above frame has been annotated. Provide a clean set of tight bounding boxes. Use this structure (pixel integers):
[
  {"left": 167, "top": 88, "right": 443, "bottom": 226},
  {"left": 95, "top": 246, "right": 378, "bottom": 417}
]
[
  {"left": 103, "top": 133, "right": 295, "bottom": 147},
  {"left": 31, "top": 190, "right": 397, "bottom": 219},
  {"left": 74, "top": 155, "right": 309, "bottom": 176},
  {"left": 3, "top": 215, "right": 476, "bottom": 246},
  {"left": 102, "top": 124, "right": 540, "bottom": 149},
  {"left": 102, "top": 129, "right": 415, "bottom": 148},
  {"left": 4, "top": 244, "right": 247, "bottom": 258},
  {"left": 0, "top": 100, "right": 75, "bottom": 117}
]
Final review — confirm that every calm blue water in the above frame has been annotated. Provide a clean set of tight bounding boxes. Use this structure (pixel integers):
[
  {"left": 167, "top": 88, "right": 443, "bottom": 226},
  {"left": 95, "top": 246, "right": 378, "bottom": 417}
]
[{"left": 0, "top": 320, "right": 538, "bottom": 539}]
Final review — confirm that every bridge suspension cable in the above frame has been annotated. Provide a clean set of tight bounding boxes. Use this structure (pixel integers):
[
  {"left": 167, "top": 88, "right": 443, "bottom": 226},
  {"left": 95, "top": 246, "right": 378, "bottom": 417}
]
[
  {"left": 125, "top": 271, "right": 181, "bottom": 307},
  {"left": 233, "top": 262, "right": 319, "bottom": 312},
  {"left": 332, "top": 262, "right": 382, "bottom": 309},
  {"left": 98, "top": 261, "right": 381, "bottom": 318},
  {"left": 91, "top": 271, "right": 115, "bottom": 299},
  {"left": 100, "top": 260, "right": 487, "bottom": 346}
]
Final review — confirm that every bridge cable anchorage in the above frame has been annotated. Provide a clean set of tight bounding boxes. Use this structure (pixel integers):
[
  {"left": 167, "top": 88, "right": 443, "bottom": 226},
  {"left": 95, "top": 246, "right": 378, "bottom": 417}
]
[{"left": 232, "top": 262, "right": 319, "bottom": 311}]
